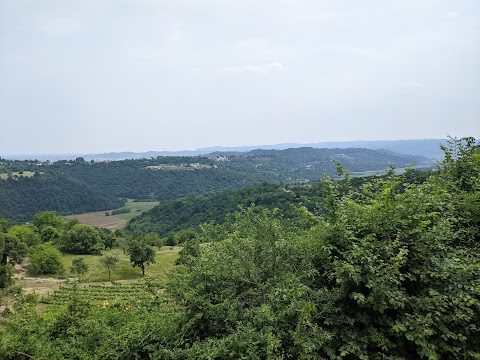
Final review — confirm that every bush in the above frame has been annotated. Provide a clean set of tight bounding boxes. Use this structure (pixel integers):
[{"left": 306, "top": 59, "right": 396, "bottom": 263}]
[{"left": 28, "top": 243, "right": 64, "bottom": 275}]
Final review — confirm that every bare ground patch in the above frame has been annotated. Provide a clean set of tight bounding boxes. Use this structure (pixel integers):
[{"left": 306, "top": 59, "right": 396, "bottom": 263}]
[{"left": 65, "top": 212, "right": 127, "bottom": 229}]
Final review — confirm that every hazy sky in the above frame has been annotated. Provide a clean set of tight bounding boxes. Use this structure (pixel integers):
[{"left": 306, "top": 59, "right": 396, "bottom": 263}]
[{"left": 1, "top": 1, "right": 479, "bottom": 154}]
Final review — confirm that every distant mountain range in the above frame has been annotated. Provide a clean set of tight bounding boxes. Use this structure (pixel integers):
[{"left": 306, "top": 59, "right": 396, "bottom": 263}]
[{"left": 3, "top": 139, "right": 450, "bottom": 161}]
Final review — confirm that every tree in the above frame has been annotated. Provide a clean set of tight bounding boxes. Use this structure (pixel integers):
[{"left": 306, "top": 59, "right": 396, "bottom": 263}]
[
  {"left": 1, "top": 234, "right": 28, "bottom": 265},
  {"left": 0, "top": 217, "right": 12, "bottom": 233},
  {"left": 70, "top": 257, "right": 88, "bottom": 278},
  {"left": 32, "top": 211, "right": 64, "bottom": 231},
  {"left": 0, "top": 264, "right": 14, "bottom": 289},
  {"left": 28, "top": 243, "right": 64, "bottom": 275},
  {"left": 0, "top": 233, "right": 28, "bottom": 289},
  {"left": 62, "top": 224, "right": 103, "bottom": 255},
  {"left": 40, "top": 226, "right": 60, "bottom": 243},
  {"left": 98, "top": 228, "right": 116, "bottom": 250},
  {"left": 144, "top": 232, "right": 163, "bottom": 248},
  {"left": 175, "top": 236, "right": 200, "bottom": 266},
  {"left": 7, "top": 225, "right": 40, "bottom": 247},
  {"left": 99, "top": 254, "right": 119, "bottom": 281},
  {"left": 126, "top": 237, "right": 156, "bottom": 275}
]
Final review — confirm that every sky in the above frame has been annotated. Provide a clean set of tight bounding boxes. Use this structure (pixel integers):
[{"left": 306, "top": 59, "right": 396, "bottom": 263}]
[{"left": 0, "top": 0, "right": 479, "bottom": 155}]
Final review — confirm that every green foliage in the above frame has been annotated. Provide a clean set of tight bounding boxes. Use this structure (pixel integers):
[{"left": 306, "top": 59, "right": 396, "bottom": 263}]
[
  {"left": 0, "top": 138, "right": 477, "bottom": 358},
  {"left": 0, "top": 264, "right": 14, "bottom": 288},
  {"left": 126, "top": 236, "right": 156, "bottom": 275},
  {"left": 7, "top": 224, "right": 40, "bottom": 247},
  {"left": 1, "top": 148, "right": 428, "bottom": 223},
  {"left": 111, "top": 208, "right": 131, "bottom": 215},
  {"left": 1, "top": 234, "right": 28, "bottom": 265},
  {"left": 70, "top": 257, "right": 88, "bottom": 277},
  {"left": 165, "top": 138, "right": 480, "bottom": 358},
  {"left": 0, "top": 229, "right": 27, "bottom": 288},
  {"left": 97, "top": 228, "right": 116, "bottom": 250},
  {"left": 32, "top": 211, "right": 64, "bottom": 231},
  {"left": 40, "top": 225, "right": 60, "bottom": 243},
  {"left": 62, "top": 224, "right": 103, "bottom": 255},
  {"left": 28, "top": 242, "right": 64, "bottom": 275},
  {"left": 0, "top": 173, "right": 124, "bottom": 222},
  {"left": 175, "top": 236, "right": 200, "bottom": 266},
  {"left": 0, "top": 286, "right": 182, "bottom": 360},
  {"left": 0, "top": 217, "right": 13, "bottom": 233},
  {"left": 99, "top": 254, "right": 119, "bottom": 281},
  {"left": 128, "top": 183, "right": 309, "bottom": 235}
]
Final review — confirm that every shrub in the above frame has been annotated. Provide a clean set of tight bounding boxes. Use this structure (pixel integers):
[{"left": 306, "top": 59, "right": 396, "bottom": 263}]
[{"left": 28, "top": 243, "right": 64, "bottom": 275}]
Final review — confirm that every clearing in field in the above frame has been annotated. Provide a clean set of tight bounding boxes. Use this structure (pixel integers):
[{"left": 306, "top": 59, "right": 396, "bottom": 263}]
[
  {"left": 0, "top": 171, "right": 36, "bottom": 180},
  {"left": 67, "top": 199, "right": 159, "bottom": 227},
  {"left": 108, "top": 199, "right": 160, "bottom": 221}
]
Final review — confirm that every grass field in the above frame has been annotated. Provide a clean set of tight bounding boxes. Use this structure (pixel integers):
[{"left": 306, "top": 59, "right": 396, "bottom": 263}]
[
  {"left": 111, "top": 199, "right": 159, "bottom": 221},
  {"left": 61, "top": 246, "right": 180, "bottom": 282},
  {"left": 0, "top": 171, "right": 36, "bottom": 179}
]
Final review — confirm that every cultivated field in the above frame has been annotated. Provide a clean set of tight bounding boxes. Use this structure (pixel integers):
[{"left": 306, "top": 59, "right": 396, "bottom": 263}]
[
  {"left": 65, "top": 212, "right": 127, "bottom": 229},
  {"left": 0, "top": 246, "right": 181, "bottom": 319}
]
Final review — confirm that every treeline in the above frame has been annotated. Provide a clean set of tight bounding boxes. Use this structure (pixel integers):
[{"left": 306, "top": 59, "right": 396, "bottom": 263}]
[
  {"left": 0, "top": 137, "right": 478, "bottom": 358},
  {"left": 0, "top": 173, "right": 124, "bottom": 222}
]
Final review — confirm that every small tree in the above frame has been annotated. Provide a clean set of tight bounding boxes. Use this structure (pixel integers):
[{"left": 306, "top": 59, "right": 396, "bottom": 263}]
[
  {"left": 126, "top": 237, "right": 156, "bottom": 276},
  {"left": 70, "top": 257, "right": 88, "bottom": 278},
  {"left": 99, "top": 254, "right": 119, "bottom": 281}
]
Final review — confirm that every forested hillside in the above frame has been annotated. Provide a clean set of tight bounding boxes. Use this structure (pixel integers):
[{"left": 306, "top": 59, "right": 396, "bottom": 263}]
[
  {"left": 50, "top": 158, "right": 278, "bottom": 200},
  {"left": 211, "top": 147, "right": 431, "bottom": 180},
  {"left": 0, "top": 173, "right": 123, "bottom": 222},
  {"left": 0, "top": 148, "right": 431, "bottom": 223},
  {"left": 0, "top": 137, "right": 478, "bottom": 359},
  {"left": 127, "top": 183, "right": 306, "bottom": 235}
]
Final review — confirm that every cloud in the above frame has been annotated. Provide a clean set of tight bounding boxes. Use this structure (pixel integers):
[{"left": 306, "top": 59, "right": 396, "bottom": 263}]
[
  {"left": 217, "top": 62, "right": 285, "bottom": 75},
  {"left": 446, "top": 11, "right": 460, "bottom": 19},
  {"left": 36, "top": 17, "right": 87, "bottom": 34},
  {"left": 399, "top": 81, "right": 425, "bottom": 88}
]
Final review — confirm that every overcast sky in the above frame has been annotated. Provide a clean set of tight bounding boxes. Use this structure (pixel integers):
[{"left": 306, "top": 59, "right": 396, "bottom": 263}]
[{"left": 1, "top": 0, "right": 479, "bottom": 155}]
